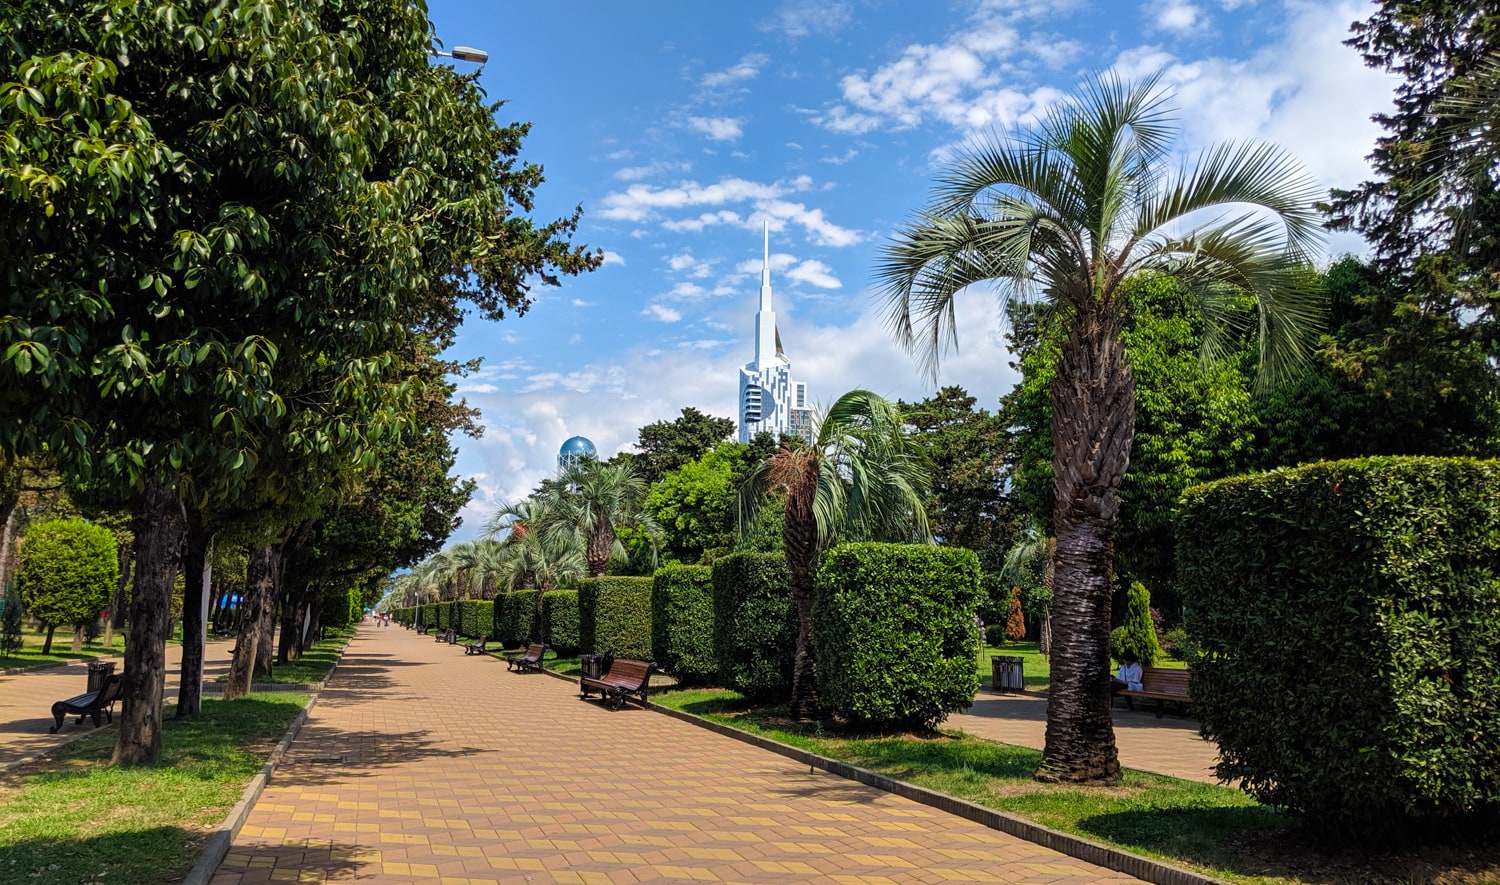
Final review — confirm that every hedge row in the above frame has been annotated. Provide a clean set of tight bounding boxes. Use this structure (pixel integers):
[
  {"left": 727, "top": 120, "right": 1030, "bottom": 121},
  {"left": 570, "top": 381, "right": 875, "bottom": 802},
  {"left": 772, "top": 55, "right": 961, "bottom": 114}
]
[
  {"left": 581, "top": 577, "right": 653, "bottom": 660},
  {"left": 1179, "top": 457, "right": 1500, "bottom": 838},
  {"left": 814, "top": 544, "right": 981, "bottom": 729},
  {"left": 543, "top": 590, "right": 580, "bottom": 654},
  {"left": 711, "top": 552, "right": 796, "bottom": 700},
  {"left": 651, "top": 564, "right": 714, "bottom": 684}
]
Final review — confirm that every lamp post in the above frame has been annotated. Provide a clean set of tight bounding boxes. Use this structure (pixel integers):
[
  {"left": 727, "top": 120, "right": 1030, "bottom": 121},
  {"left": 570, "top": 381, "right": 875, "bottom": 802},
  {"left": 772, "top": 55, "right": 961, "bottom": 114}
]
[{"left": 429, "top": 45, "right": 488, "bottom": 65}]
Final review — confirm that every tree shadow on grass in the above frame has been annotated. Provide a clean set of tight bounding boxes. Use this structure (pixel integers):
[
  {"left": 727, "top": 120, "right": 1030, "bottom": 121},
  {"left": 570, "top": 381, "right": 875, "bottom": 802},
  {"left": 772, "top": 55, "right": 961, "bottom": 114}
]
[{"left": 1076, "top": 807, "right": 1500, "bottom": 885}]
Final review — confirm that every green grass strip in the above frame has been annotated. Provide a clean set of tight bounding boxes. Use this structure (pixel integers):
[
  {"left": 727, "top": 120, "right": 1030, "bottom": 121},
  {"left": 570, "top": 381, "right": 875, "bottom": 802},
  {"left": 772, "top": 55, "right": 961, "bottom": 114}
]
[{"left": 0, "top": 693, "right": 307, "bottom": 885}]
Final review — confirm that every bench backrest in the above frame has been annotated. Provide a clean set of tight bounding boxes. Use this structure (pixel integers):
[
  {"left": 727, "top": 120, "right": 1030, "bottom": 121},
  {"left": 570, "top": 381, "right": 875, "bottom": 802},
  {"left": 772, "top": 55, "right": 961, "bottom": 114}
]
[
  {"left": 524, "top": 642, "right": 546, "bottom": 660},
  {"left": 602, "top": 658, "right": 653, "bottom": 686},
  {"left": 1140, "top": 667, "right": 1189, "bottom": 695},
  {"left": 97, "top": 673, "right": 123, "bottom": 704}
]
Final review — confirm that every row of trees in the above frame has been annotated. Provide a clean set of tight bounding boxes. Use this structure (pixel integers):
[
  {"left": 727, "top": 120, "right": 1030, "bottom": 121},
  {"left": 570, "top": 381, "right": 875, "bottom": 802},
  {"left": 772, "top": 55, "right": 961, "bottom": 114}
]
[{"left": 1, "top": 0, "right": 597, "bottom": 764}]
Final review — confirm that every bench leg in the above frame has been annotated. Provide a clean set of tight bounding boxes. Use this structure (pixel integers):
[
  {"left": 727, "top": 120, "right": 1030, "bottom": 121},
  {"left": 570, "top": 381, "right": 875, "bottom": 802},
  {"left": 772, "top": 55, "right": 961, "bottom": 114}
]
[
  {"left": 609, "top": 689, "right": 626, "bottom": 710},
  {"left": 1156, "top": 699, "right": 1165, "bottom": 719},
  {"left": 50, "top": 705, "right": 65, "bottom": 734}
]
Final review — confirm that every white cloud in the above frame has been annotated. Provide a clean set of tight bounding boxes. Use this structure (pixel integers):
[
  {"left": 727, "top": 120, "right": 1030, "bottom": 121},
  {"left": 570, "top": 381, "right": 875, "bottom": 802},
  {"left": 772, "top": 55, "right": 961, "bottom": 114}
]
[
  {"left": 614, "top": 161, "right": 691, "bottom": 181},
  {"left": 599, "top": 175, "right": 860, "bottom": 246},
  {"left": 785, "top": 259, "right": 843, "bottom": 290},
  {"left": 599, "top": 250, "right": 625, "bottom": 266},
  {"left": 571, "top": 299, "right": 596, "bottom": 307},
  {"left": 667, "top": 253, "right": 714, "bottom": 278},
  {"left": 644, "top": 304, "right": 684, "bottom": 322},
  {"left": 701, "top": 53, "right": 769, "bottom": 89},
  {"left": 687, "top": 116, "right": 744, "bottom": 142},
  {"left": 1153, "top": 0, "right": 1202, "bottom": 33}
]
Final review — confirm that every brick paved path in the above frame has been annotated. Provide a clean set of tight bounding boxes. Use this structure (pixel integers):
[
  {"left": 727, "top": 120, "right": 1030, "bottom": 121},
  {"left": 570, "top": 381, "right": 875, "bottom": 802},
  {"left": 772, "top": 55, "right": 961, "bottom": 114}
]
[
  {"left": 0, "top": 637, "right": 236, "bottom": 768},
  {"left": 949, "top": 693, "right": 1221, "bottom": 784},
  {"left": 214, "top": 626, "right": 1142, "bottom": 884}
]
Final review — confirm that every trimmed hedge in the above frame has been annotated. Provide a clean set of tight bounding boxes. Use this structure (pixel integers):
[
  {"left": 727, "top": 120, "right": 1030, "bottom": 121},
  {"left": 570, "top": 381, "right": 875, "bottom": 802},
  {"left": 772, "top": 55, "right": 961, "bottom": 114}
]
[
  {"left": 543, "top": 589, "right": 581, "bottom": 654},
  {"left": 495, "top": 591, "right": 541, "bottom": 647},
  {"left": 814, "top": 543, "right": 982, "bottom": 730},
  {"left": 1179, "top": 457, "right": 1500, "bottom": 838},
  {"left": 580, "top": 577, "right": 653, "bottom": 660},
  {"left": 710, "top": 552, "right": 795, "bottom": 700},
  {"left": 651, "top": 564, "right": 715, "bottom": 683}
]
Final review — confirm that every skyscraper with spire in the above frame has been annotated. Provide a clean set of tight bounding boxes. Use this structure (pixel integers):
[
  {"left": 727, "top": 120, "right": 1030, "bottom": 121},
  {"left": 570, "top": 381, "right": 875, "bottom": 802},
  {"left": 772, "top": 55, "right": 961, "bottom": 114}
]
[{"left": 739, "top": 223, "right": 813, "bottom": 444}]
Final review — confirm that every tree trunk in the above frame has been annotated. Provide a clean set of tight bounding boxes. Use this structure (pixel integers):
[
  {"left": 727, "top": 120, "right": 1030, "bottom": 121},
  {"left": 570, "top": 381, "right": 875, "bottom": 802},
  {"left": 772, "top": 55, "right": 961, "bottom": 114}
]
[
  {"left": 105, "top": 543, "right": 132, "bottom": 649},
  {"left": 1039, "top": 306, "right": 1135, "bottom": 785},
  {"left": 277, "top": 581, "right": 302, "bottom": 665},
  {"left": 0, "top": 496, "right": 17, "bottom": 594},
  {"left": 586, "top": 522, "right": 615, "bottom": 578},
  {"left": 782, "top": 452, "right": 821, "bottom": 720},
  {"left": 225, "top": 544, "right": 277, "bottom": 699},
  {"left": 114, "top": 479, "right": 187, "bottom": 766},
  {"left": 71, "top": 626, "right": 82, "bottom": 652},
  {"left": 42, "top": 623, "right": 55, "bottom": 655},
  {"left": 177, "top": 512, "right": 209, "bottom": 718}
]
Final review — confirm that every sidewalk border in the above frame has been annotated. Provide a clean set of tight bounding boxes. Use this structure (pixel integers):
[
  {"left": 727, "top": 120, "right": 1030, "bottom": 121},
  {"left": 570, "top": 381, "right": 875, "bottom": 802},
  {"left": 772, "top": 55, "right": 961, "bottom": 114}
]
[
  {"left": 182, "top": 639, "right": 352, "bottom": 885},
  {"left": 533, "top": 663, "right": 1227, "bottom": 885}
]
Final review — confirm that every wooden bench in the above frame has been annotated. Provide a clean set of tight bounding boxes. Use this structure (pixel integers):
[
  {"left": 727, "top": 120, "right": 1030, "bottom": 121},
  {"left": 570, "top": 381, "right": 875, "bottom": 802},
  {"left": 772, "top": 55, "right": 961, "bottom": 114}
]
[
  {"left": 1117, "top": 667, "right": 1191, "bottom": 718},
  {"left": 579, "top": 658, "right": 656, "bottom": 709},
  {"left": 463, "top": 635, "right": 490, "bottom": 656},
  {"left": 433, "top": 627, "right": 455, "bottom": 644},
  {"left": 505, "top": 642, "right": 547, "bottom": 673},
  {"left": 50, "top": 673, "right": 123, "bottom": 733}
]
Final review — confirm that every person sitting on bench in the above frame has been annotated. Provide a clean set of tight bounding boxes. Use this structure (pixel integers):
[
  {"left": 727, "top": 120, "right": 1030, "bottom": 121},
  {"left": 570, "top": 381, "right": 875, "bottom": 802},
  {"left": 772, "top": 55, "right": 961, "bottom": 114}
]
[{"left": 1111, "top": 651, "right": 1142, "bottom": 696}]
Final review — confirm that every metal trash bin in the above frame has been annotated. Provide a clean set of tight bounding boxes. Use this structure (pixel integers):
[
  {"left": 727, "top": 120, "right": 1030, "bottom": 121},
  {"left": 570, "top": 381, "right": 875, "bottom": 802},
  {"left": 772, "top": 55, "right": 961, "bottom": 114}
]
[
  {"left": 87, "top": 661, "right": 116, "bottom": 692},
  {"left": 580, "top": 654, "right": 604, "bottom": 680},
  {"left": 991, "top": 655, "right": 1024, "bottom": 692}
]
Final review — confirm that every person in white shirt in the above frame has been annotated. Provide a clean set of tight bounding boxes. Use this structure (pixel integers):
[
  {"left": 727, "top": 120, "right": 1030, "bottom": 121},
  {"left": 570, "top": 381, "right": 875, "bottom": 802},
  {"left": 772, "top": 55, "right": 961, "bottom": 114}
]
[{"left": 1111, "top": 651, "right": 1143, "bottom": 694}]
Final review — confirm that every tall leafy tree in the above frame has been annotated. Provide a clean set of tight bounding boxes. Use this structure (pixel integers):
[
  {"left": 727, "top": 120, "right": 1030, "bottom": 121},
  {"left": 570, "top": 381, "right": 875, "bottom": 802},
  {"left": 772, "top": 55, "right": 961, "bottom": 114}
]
[
  {"left": 0, "top": 0, "right": 596, "bottom": 763},
  {"left": 878, "top": 75, "right": 1321, "bottom": 783},
  {"left": 738, "top": 389, "right": 931, "bottom": 719},
  {"left": 627, "top": 407, "right": 737, "bottom": 484},
  {"left": 897, "top": 386, "right": 1018, "bottom": 551}
]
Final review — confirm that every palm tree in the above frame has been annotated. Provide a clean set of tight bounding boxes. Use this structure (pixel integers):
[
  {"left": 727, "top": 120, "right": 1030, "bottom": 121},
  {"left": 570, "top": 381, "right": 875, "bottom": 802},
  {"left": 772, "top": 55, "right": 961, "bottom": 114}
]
[
  {"left": 738, "top": 389, "right": 931, "bottom": 719},
  {"left": 487, "top": 494, "right": 585, "bottom": 640},
  {"left": 877, "top": 74, "right": 1322, "bottom": 784},
  {"left": 548, "top": 459, "right": 658, "bottom": 578}
]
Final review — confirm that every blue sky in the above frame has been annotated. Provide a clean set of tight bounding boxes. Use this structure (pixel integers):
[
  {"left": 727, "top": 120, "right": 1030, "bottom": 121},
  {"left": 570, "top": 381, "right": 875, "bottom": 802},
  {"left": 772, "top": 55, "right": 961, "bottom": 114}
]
[{"left": 426, "top": 0, "right": 1395, "bottom": 541}]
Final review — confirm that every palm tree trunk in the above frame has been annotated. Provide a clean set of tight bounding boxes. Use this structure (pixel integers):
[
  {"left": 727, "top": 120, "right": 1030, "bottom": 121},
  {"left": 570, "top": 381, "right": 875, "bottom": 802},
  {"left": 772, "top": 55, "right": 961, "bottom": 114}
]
[
  {"left": 1039, "top": 305, "right": 1134, "bottom": 785},
  {"left": 114, "top": 478, "right": 187, "bottom": 766},
  {"left": 586, "top": 523, "right": 615, "bottom": 578},
  {"left": 783, "top": 455, "right": 821, "bottom": 720}
]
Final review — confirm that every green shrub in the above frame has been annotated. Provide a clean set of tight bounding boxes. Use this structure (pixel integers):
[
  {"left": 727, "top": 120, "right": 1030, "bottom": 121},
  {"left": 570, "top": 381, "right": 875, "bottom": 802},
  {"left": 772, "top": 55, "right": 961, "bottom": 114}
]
[
  {"left": 1110, "top": 581, "right": 1161, "bottom": 666},
  {"left": 496, "top": 592, "right": 541, "bottom": 646},
  {"left": 1, "top": 594, "right": 24, "bottom": 654},
  {"left": 651, "top": 564, "right": 714, "bottom": 683},
  {"left": 814, "top": 543, "right": 982, "bottom": 730},
  {"left": 1159, "top": 626, "right": 1201, "bottom": 664},
  {"left": 983, "top": 623, "right": 1006, "bottom": 646},
  {"left": 16, "top": 519, "right": 117, "bottom": 651},
  {"left": 710, "top": 552, "right": 795, "bottom": 699},
  {"left": 543, "top": 590, "right": 580, "bottom": 654},
  {"left": 458, "top": 600, "right": 489, "bottom": 638},
  {"left": 1178, "top": 457, "right": 1500, "bottom": 839},
  {"left": 579, "top": 577, "right": 652, "bottom": 660}
]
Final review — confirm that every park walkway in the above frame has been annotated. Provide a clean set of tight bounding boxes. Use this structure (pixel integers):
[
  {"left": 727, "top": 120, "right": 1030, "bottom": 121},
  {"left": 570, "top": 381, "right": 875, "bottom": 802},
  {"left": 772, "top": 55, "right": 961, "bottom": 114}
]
[
  {"left": 213, "top": 625, "right": 1142, "bottom": 884},
  {"left": 0, "top": 636, "right": 237, "bottom": 769},
  {"left": 950, "top": 692, "right": 1221, "bottom": 784}
]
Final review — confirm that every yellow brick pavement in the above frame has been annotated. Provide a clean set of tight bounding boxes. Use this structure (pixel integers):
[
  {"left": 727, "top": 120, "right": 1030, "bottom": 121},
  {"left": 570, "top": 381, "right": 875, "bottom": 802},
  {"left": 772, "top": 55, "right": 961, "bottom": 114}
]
[{"left": 213, "top": 626, "right": 1143, "bottom": 884}]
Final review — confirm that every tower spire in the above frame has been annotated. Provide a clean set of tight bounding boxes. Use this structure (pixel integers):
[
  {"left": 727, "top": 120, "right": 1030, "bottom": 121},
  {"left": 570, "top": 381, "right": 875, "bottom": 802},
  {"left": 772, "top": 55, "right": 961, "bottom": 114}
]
[{"left": 753, "top": 221, "right": 776, "bottom": 366}]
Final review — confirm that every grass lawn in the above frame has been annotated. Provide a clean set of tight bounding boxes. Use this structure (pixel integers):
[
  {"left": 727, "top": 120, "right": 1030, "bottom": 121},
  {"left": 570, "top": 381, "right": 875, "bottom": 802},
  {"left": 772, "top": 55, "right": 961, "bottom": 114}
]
[
  {"left": 977, "top": 641, "right": 1188, "bottom": 692},
  {"left": 252, "top": 627, "right": 352, "bottom": 684},
  {"left": 652, "top": 688, "right": 1500, "bottom": 885},
  {"left": 0, "top": 627, "right": 126, "bottom": 670},
  {"left": 0, "top": 693, "right": 307, "bottom": 885}
]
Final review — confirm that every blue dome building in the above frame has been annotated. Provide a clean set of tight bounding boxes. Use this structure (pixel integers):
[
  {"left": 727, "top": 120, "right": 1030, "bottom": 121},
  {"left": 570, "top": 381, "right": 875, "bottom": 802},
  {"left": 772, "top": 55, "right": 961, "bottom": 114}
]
[{"left": 558, "top": 436, "right": 597, "bottom": 471}]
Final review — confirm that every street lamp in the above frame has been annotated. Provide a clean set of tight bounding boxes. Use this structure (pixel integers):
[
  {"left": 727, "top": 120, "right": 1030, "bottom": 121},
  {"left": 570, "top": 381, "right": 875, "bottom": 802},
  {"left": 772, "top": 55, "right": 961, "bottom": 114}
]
[{"left": 430, "top": 45, "right": 488, "bottom": 65}]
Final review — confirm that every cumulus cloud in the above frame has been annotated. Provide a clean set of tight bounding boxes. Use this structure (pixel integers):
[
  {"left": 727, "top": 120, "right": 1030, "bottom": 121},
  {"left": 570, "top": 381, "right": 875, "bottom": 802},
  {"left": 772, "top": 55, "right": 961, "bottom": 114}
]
[
  {"left": 785, "top": 259, "right": 842, "bottom": 289},
  {"left": 644, "top": 304, "right": 684, "bottom": 322},
  {"left": 599, "top": 250, "right": 625, "bottom": 266},
  {"left": 688, "top": 116, "right": 745, "bottom": 142},
  {"left": 667, "top": 253, "right": 714, "bottom": 277},
  {"left": 1153, "top": 0, "right": 1202, "bottom": 32}
]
